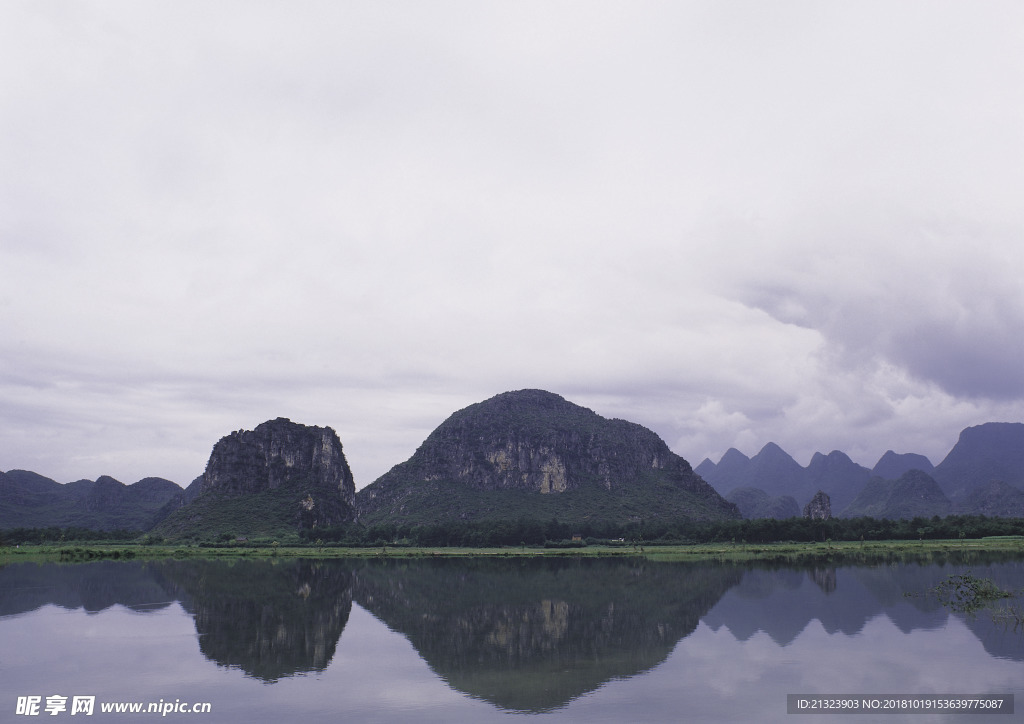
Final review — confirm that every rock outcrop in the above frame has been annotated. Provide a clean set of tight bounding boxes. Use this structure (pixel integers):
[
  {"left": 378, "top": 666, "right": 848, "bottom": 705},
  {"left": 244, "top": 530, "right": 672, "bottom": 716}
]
[
  {"left": 357, "top": 389, "right": 739, "bottom": 525},
  {"left": 154, "top": 418, "right": 357, "bottom": 538},
  {"left": 199, "top": 418, "right": 357, "bottom": 529},
  {"left": 803, "top": 490, "right": 832, "bottom": 520}
]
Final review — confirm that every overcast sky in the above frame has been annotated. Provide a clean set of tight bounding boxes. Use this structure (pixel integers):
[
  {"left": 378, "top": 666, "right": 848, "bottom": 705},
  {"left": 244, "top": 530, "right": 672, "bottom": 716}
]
[{"left": 2, "top": 1, "right": 1023, "bottom": 490}]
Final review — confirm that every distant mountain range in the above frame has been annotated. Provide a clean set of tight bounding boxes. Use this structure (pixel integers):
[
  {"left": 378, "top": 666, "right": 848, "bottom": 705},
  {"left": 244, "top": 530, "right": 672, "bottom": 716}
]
[
  {"left": 3, "top": 398, "right": 1024, "bottom": 534},
  {"left": 697, "top": 422, "right": 1024, "bottom": 519},
  {"left": 0, "top": 470, "right": 181, "bottom": 530}
]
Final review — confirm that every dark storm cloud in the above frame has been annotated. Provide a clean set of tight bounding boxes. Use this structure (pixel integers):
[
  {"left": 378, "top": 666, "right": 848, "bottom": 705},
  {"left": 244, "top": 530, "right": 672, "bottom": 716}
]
[{"left": 735, "top": 217, "right": 1024, "bottom": 403}]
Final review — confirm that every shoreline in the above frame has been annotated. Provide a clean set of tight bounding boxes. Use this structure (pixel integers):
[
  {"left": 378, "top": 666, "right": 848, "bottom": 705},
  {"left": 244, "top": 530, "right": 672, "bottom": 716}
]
[{"left": 4, "top": 537, "right": 1024, "bottom": 564}]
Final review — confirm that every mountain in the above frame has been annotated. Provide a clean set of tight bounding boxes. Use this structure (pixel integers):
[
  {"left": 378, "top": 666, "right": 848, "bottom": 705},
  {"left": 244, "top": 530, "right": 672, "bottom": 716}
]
[
  {"left": 0, "top": 470, "right": 182, "bottom": 530},
  {"left": 8, "top": 414, "right": 1024, "bottom": 533},
  {"left": 805, "top": 451, "right": 871, "bottom": 513},
  {"left": 700, "top": 422, "right": 1024, "bottom": 518},
  {"left": 0, "top": 469, "right": 63, "bottom": 511},
  {"left": 882, "top": 470, "right": 952, "bottom": 519},
  {"left": 931, "top": 423, "right": 1024, "bottom": 499},
  {"left": 151, "top": 475, "right": 204, "bottom": 525},
  {"left": 745, "top": 443, "right": 808, "bottom": 498},
  {"left": 725, "top": 487, "right": 801, "bottom": 519},
  {"left": 155, "top": 418, "right": 357, "bottom": 540},
  {"left": 954, "top": 480, "right": 1024, "bottom": 518},
  {"left": 693, "top": 457, "right": 717, "bottom": 480},
  {"left": 356, "top": 389, "right": 739, "bottom": 526},
  {"left": 696, "top": 447, "right": 750, "bottom": 486},
  {"left": 841, "top": 470, "right": 952, "bottom": 520},
  {"left": 871, "top": 451, "right": 934, "bottom": 480},
  {"left": 698, "top": 444, "right": 803, "bottom": 497},
  {"left": 700, "top": 444, "right": 868, "bottom": 514}
]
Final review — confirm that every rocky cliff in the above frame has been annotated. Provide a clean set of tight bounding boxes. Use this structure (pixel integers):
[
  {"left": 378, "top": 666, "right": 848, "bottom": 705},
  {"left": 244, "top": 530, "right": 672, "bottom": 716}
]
[
  {"left": 803, "top": 490, "right": 831, "bottom": 520},
  {"left": 202, "top": 418, "right": 351, "bottom": 494},
  {"left": 357, "top": 389, "right": 739, "bottom": 525},
  {"left": 156, "top": 418, "right": 357, "bottom": 538}
]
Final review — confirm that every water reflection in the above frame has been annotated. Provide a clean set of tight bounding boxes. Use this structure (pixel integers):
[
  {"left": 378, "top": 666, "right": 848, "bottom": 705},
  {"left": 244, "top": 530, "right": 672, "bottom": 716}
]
[
  {"left": 0, "top": 559, "right": 175, "bottom": 615},
  {"left": 1, "top": 551, "right": 1022, "bottom": 717},
  {"left": 701, "top": 557, "right": 1024, "bottom": 662},
  {"left": 158, "top": 559, "right": 353, "bottom": 682},
  {"left": 353, "top": 558, "right": 741, "bottom": 712}
]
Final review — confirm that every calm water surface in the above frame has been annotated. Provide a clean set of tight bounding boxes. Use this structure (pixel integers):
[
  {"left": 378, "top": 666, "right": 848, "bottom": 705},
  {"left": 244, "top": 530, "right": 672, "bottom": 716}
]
[{"left": 2, "top": 554, "right": 1022, "bottom": 723}]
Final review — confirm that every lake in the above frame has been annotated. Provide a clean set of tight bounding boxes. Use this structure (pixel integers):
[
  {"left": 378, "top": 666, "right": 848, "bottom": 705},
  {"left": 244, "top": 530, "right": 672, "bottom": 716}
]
[{"left": 2, "top": 552, "right": 1022, "bottom": 722}]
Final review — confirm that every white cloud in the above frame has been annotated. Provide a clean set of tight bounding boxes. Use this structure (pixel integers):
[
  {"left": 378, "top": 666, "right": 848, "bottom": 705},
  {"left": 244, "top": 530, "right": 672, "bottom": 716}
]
[{"left": 2, "top": 1, "right": 1023, "bottom": 487}]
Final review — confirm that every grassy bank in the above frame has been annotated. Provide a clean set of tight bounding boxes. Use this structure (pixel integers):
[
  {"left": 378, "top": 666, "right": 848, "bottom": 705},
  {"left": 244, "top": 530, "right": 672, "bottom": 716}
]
[{"left": 3, "top": 536, "right": 1023, "bottom": 565}]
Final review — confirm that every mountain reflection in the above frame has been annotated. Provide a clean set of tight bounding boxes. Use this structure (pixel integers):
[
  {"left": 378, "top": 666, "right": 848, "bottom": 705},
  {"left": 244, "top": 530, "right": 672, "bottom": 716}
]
[
  {"left": 701, "top": 555, "right": 1024, "bottom": 662},
  {"left": 1, "top": 551, "right": 1022, "bottom": 708},
  {"left": 0, "top": 560, "right": 175, "bottom": 616},
  {"left": 352, "top": 557, "right": 742, "bottom": 712},
  {"left": 155, "top": 559, "right": 354, "bottom": 682}
]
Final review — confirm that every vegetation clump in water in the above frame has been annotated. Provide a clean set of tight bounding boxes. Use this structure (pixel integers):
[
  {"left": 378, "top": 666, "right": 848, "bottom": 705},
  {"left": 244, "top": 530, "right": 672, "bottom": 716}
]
[
  {"left": 909, "top": 571, "right": 1024, "bottom": 630},
  {"left": 929, "top": 572, "right": 1013, "bottom": 614}
]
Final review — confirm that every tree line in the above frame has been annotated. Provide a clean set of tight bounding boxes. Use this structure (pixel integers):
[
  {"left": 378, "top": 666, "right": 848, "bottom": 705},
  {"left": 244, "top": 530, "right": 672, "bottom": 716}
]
[
  {"left": 3, "top": 514, "right": 1022, "bottom": 547},
  {"left": 300, "top": 514, "right": 1024, "bottom": 548},
  {"left": 1, "top": 527, "right": 139, "bottom": 545}
]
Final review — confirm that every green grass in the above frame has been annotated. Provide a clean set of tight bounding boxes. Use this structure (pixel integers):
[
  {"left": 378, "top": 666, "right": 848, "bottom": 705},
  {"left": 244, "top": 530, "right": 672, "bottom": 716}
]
[{"left": 4, "top": 536, "right": 1023, "bottom": 565}]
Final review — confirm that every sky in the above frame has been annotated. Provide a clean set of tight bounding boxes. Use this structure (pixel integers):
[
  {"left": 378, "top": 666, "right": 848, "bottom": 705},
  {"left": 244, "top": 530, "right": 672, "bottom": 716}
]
[{"left": 2, "top": 1, "right": 1023, "bottom": 490}]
